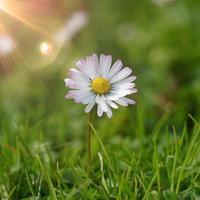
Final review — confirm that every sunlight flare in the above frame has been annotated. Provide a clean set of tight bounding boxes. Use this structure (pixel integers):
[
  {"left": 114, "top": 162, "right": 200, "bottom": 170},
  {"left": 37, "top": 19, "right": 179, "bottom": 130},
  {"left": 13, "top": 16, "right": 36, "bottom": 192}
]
[
  {"left": 0, "top": 0, "right": 6, "bottom": 10},
  {"left": 40, "top": 41, "right": 52, "bottom": 55}
]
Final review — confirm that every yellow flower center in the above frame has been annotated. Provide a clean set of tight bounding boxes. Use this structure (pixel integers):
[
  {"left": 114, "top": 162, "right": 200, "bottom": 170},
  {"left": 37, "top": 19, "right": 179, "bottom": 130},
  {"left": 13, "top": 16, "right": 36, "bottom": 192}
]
[{"left": 92, "top": 77, "right": 111, "bottom": 94}]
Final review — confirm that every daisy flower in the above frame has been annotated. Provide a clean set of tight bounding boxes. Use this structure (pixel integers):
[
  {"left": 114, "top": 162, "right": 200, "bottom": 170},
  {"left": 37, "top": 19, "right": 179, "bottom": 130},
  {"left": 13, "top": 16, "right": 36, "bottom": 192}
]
[{"left": 64, "top": 54, "right": 137, "bottom": 118}]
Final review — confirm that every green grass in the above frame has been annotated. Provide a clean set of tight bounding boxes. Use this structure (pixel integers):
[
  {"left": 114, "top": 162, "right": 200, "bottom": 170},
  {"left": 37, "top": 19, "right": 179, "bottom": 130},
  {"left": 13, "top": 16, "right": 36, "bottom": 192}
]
[{"left": 0, "top": 87, "right": 200, "bottom": 200}]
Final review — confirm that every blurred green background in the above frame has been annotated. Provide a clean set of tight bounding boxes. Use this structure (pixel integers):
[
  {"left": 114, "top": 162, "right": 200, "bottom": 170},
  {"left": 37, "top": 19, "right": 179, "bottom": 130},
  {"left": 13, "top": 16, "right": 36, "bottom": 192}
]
[{"left": 0, "top": 0, "right": 199, "bottom": 136}]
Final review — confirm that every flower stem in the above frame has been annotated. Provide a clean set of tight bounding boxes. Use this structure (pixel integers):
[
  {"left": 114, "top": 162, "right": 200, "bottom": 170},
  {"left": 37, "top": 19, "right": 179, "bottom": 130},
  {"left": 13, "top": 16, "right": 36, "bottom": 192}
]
[{"left": 87, "top": 111, "right": 93, "bottom": 173}]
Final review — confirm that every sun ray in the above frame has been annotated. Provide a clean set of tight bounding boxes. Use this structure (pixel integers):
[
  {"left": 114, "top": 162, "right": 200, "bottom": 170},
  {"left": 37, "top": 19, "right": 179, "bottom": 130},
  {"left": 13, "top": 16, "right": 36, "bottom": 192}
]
[
  {"left": 0, "top": 0, "right": 60, "bottom": 37},
  {"left": 0, "top": 1, "right": 89, "bottom": 73},
  {"left": 11, "top": 0, "right": 58, "bottom": 13}
]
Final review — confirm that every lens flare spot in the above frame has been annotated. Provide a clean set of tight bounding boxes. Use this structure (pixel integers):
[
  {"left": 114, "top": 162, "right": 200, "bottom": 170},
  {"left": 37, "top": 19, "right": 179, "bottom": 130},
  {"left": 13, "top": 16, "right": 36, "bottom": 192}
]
[{"left": 40, "top": 42, "right": 52, "bottom": 55}]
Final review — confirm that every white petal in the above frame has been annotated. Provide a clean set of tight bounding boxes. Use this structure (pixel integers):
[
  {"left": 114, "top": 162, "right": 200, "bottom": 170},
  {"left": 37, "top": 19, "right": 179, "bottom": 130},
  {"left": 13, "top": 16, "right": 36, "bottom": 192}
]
[
  {"left": 115, "top": 98, "right": 128, "bottom": 107},
  {"left": 108, "top": 60, "right": 123, "bottom": 79},
  {"left": 131, "top": 88, "right": 138, "bottom": 93},
  {"left": 65, "top": 90, "right": 87, "bottom": 97},
  {"left": 107, "top": 100, "right": 118, "bottom": 109},
  {"left": 64, "top": 78, "right": 70, "bottom": 84},
  {"left": 64, "top": 78, "right": 90, "bottom": 89},
  {"left": 65, "top": 78, "right": 74, "bottom": 88},
  {"left": 76, "top": 59, "right": 91, "bottom": 78},
  {"left": 99, "top": 54, "right": 112, "bottom": 77},
  {"left": 65, "top": 93, "right": 73, "bottom": 99},
  {"left": 69, "top": 68, "right": 90, "bottom": 84},
  {"left": 84, "top": 101, "right": 95, "bottom": 113},
  {"left": 95, "top": 94, "right": 100, "bottom": 103},
  {"left": 75, "top": 59, "right": 85, "bottom": 69},
  {"left": 85, "top": 56, "right": 98, "bottom": 79},
  {"left": 111, "top": 89, "right": 136, "bottom": 97},
  {"left": 66, "top": 89, "right": 91, "bottom": 103},
  {"left": 91, "top": 54, "right": 99, "bottom": 77},
  {"left": 81, "top": 93, "right": 95, "bottom": 104},
  {"left": 76, "top": 56, "right": 98, "bottom": 79},
  {"left": 118, "top": 76, "right": 137, "bottom": 84},
  {"left": 113, "top": 83, "right": 136, "bottom": 90},
  {"left": 121, "top": 97, "right": 136, "bottom": 105},
  {"left": 106, "top": 92, "right": 121, "bottom": 101},
  {"left": 99, "top": 96, "right": 108, "bottom": 112},
  {"left": 106, "top": 105, "right": 113, "bottom": 118},
  {"left": 97, "top": 104, "right": 103, "bottom": 117},
  {"left": 110, "top": 67, "right": 132, "bottom": 84}
]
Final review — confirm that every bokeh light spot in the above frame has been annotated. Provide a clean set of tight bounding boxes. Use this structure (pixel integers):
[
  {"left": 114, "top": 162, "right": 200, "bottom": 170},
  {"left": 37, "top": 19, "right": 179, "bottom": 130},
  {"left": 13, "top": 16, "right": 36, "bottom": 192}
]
[{"left": 40, "top": 41, "right": 52, "bottom": 55}]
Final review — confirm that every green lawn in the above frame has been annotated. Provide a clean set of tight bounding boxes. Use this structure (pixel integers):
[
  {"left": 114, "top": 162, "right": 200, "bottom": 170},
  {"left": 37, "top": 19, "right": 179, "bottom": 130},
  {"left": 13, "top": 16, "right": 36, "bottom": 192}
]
[{"left": 0, "top": 68, "right": 200, "bottom": 199}]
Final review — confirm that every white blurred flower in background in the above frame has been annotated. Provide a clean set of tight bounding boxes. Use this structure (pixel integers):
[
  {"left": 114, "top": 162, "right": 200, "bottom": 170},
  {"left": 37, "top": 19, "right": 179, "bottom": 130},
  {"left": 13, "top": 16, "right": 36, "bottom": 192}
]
[
  {"left": 54, "top": 11, "right": 89, "bottom": 45},
  {"left": 0, "top": 34, "right": 15, "bottom": 55}
]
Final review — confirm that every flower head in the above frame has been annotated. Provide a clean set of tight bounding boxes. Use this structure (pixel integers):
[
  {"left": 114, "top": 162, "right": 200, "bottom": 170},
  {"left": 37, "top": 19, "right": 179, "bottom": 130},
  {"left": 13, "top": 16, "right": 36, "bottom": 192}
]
[{"left": 65, "top": 54, "right": 137, "bottom": 118}]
